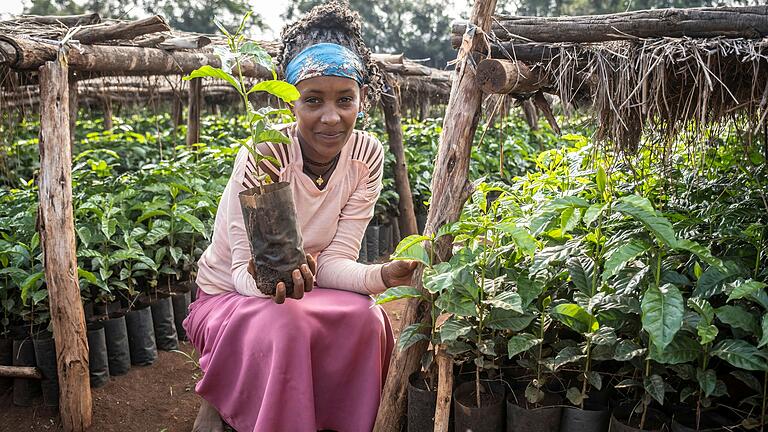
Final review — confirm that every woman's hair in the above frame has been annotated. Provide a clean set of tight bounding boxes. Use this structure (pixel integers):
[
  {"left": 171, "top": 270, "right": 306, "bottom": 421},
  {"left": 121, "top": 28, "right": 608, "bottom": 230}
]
[{"left": 277, "top": 1, "right": 383, "bottom": 111}]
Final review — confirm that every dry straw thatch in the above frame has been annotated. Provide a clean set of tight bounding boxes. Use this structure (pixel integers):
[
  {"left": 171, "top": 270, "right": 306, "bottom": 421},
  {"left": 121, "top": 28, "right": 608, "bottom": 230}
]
[
  {"left": 545, "top": 37, "right": 768, "bottom": 152},
  {"left": 459, "top": 6, "right": 768, "bottom": 153}
]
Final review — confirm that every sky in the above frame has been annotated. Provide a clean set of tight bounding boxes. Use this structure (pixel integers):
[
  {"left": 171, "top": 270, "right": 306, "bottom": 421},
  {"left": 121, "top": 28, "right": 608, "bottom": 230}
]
[{"left": 0, "top": 1, "right": 465, "bottom": 39}]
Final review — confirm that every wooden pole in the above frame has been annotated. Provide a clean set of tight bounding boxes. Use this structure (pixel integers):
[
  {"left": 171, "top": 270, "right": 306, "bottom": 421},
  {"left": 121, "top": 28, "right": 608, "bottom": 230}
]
[
  {"left": 0, "top": 36, "right": 272, "bottom": 78},
  {"left": 373, "top": 0, "right": 498, "bottom": 430},
  {"left": 186, "top": 78, "right": 201, "bottom": 147},
  {"left": 433, "top": 345, "right": 454, "bottom": 432},
  {"left": 451, "top": 5, "right": 768, "bottom": 43},
  {"left": 0, "top": 365, "right": 44, "bottom": 380},
  {"left": 102, "top": 96, "right": 113, "bottom": 130},
  {"left": 38, "top": 57, "right": 92, "bottom": 432},
  {"left": 68, "top": 72, "right": 78, "bottom": 153},
  {"left": 70, "top": 15, "right": 170, "bottom": 45},
  {"left": 380, "top": 74, "right": 418, "bottom": 237},
  {"left": 172, "top": 96, "right": 183, "bottom": 128}
]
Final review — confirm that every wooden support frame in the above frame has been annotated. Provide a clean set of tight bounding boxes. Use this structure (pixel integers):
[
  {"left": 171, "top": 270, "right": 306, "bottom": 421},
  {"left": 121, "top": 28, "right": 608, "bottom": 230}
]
[
  {"left": 186, "top": 78, "right": 202, "bottom": 147},
  {"left": 38, "top": 57, "right": 92, "bottom": 432},
  {"left": 380, "top": 73, "right": 419, "bottom": 237},
  {"left": 373, "top": 0, "right": 498, "bottom": 430}
]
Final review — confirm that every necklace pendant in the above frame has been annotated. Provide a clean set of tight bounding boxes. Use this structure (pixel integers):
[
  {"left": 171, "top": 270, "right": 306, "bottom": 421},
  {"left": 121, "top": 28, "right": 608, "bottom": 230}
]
[{"left": 315, "top": 177, "right": 324, "bottom": 186}]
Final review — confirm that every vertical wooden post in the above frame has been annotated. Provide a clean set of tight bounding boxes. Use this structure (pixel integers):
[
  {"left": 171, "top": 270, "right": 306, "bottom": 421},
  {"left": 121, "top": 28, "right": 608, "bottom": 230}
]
[
  {"left": 186, "top": 79, "right": 201, "bottom": 146},
  {"left": 172, "top": 96, "right": 183, "bottom": 128},
  {"left": 68, "top": 73, "right": 78, "bottom": 153},
  {"left": 433, "top": 345, "right": 454, "bottom": 432},
  {"left": 380, "top": 74, "right": 418, "bottom": 237},
  {"left": 38, "top": 58, "right": 92, "bottom": 432},
  {"left": 373, "top": 0, "right": 498, "bottom": 430},
  {"left": 102, "top": 96, "right": 113, "bottom": 131}
]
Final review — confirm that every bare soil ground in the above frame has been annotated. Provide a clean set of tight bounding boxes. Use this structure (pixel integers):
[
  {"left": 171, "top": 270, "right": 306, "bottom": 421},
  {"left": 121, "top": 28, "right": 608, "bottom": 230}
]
[{"left": 0, "top": 299, "right": 408, "bottom": 432}]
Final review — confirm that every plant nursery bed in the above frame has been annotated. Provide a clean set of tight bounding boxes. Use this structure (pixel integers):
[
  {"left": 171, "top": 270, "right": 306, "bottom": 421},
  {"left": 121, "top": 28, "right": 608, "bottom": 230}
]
[{"left": 0, "top": 301, "right": 407, "bottom": 432}]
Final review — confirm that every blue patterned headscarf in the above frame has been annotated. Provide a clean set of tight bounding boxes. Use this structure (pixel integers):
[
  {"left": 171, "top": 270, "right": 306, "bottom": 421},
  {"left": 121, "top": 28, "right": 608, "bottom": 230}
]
[{"left": 285, "top": 43, "right": 365, "bottom": 86}]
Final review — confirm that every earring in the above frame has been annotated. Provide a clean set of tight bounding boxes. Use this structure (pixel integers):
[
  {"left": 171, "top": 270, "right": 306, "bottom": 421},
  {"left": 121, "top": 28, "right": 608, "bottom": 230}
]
[{"left": 356, "top": 111, "right": 364, "bottom": 119}]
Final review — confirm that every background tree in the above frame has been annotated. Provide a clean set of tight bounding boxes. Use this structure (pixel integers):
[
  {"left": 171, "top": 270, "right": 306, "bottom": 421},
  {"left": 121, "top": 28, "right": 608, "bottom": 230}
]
[{"left": 283, "top": 0, "right": 455, "bottom": 69}]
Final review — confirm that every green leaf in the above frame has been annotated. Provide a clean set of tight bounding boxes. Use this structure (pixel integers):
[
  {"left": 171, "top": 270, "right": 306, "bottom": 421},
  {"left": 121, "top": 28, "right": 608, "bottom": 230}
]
[
  {"left": 20, "top": 271, "right": 44, "bottom": 305},
  {"left": 603, "top": 240, "right": 649, "bottom": 281},
  {"left": 726, "top": 279, "right": 767, "bottom": 303},
  {"left": 641, "top": 283, "right": 684, "bottom": 351},
  {"left": 169, "top": 246, "right": 183, "bottom": 265},
  {"left": 136, "top": 209, "right": 170, "bottom": 223},
  {"left": 177, "top": 212, "right": 207, "bottom": 236},
  {"left": 485, "top": 309, "right": 535, "bottom": 331},
  {"left": 696, "top": 321, "right": 718, "bottom": 345},
  {"left": 675, "top": 239, "right": 725, "bottom": 272},
  {"left": 247, "top": 80, "right": 300, "bottom": 103},
  {"left": 693, "top": 261, "right": 742, "bottom": 299},
  {"left": 759, "top": 314, "right": 768, "bottom": 348},
  {"left": 375, "top": 286, "right": 423, "bottom": 305},
  {"left": 567, "top": 256, "right": 595, "bottom": 296},
  {"left": 391, "top": 235, "right": 431, "bottom": 266},
  {"left": 687, "top": 298, "right": 714, "bottom": 324},
  {"left": 555, "top": 346, "right": 586, "bottom": 369},
  {"left": 397, "top": 323, "right": 428, "bottom": 352},
  {"left": 712, "top": 339, "right": 768, "bottom": 371},
  {"left": 240, "top": 41, "right": 274, "bottom": 73},
  {"left": 440, "top": 317, "right": 472, "bottom": 343},
  {"left": 566, "top": 387, "right": 585, "bottom": 406},
  {"left": 143, "top": 225, "right": 170, "bottom": 245},
  {"left": 551, "top": 303, "right": 599, "bottom": 333},
  {"left": 434, "top": 289, "right": 477, "bottom": 317},
  {"left": 516, "top": 275, "right": 544, "bottom": 308},
  {"left": 498, "top": 223, "right": 537, "bottom": 257},
  {"left": 614, "top": 195, "right": 677, "bottom": 247},
  {"left": 596, "top": 166, "right": 607, "bottom": 196},
  {"left": 559, "top": 207, "right": 581, "bottom": 234},
  {"left": 591, "top": 326, "right": 617, "bottom": 346},
  {"left": 507, "top": 333, "right": 542, "bottom": 358},
  {"left": 716, "top": 305, "right": 760, "bottom": 334},
  {"left": 586, "top": 371, "right": 603, "bottom": 390},
  {"left": 583, "top": 203, "right": 606, "bottom": 227},
  {"left": 253, "top": 129, "right": 291, "bottom": 145},
  {"left": 184, "top": 65, "right": 241, "bottom": 93},
  {"left": 644, "top": 374, "right": 665, "bottom": 405},
  {"left": 697, "top": 369, "right": 717, "bottom": 398},
  {"left": 730, "top": 370, "right": 762, "bottom": 392},
  {"left": 649, "top": 333, "right": 700, "bottom": 364},
  {"left": 613, "top": 340, "right": 646, "bottom": 361},
  {"left": 485, "top": 291, "right": 523, "bottom": 313}
]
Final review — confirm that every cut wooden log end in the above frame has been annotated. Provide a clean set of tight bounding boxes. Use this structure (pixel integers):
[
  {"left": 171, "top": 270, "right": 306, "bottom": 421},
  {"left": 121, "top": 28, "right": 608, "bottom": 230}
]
[
  {"left": 476, "top": 59, "right": 548, "bottom": 94},
  {"left": 0, "top": 365, "right": 44, "bottom": 380}
]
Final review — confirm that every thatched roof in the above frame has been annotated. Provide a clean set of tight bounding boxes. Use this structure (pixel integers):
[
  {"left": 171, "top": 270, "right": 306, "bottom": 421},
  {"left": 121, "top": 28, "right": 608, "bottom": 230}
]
[
  {"left": 453, "top": 6, "right": 768, "bottom": 151},
  {"left": 0, "top": 14, "right": 451, "bottom": 114}
]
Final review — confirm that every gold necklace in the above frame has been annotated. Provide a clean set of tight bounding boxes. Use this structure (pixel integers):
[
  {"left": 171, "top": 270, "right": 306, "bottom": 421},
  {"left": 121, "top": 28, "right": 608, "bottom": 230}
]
[{"left": 304, "top": 153, "right": 340, "bottom": 187}]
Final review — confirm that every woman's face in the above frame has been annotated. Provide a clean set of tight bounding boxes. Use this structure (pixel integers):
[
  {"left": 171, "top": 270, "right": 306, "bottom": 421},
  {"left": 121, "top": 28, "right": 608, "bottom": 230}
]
[{"left": 293, "top": 75, "right": 367, "bottom": 161}]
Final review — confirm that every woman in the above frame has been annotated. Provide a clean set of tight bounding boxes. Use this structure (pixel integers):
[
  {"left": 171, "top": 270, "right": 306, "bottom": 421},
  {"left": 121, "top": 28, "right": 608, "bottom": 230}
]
[{"left": 183, "top": 4, "right": 417, "bottom": 432}]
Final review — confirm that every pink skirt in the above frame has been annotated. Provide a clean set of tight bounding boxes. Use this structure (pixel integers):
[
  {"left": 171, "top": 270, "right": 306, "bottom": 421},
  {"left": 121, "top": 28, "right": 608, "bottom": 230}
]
[{"left": 183, "top": 287, "right": 394, "bottom": 432}]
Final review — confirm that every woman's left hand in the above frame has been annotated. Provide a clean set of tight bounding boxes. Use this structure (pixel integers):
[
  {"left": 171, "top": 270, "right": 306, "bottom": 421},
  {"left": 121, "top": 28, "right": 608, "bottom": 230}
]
[{"left": 381, "top": 260, "right": 419, "bottom": 288}]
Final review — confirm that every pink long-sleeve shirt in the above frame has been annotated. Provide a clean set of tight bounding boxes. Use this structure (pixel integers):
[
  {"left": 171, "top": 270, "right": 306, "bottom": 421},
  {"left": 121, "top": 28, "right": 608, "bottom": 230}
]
[{"left": 195, "top": 123, "right": 388, "bottom": 298}]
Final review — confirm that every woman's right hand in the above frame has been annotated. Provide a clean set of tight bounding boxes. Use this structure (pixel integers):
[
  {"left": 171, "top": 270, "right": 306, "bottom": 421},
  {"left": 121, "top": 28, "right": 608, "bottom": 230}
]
[{"left": 247, "top": 254, "right": 317, "bottom": 304}]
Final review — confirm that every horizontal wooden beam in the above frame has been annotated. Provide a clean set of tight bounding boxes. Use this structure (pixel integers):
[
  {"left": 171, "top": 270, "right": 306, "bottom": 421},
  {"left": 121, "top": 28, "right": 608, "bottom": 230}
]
[
  {"left": 0, "top": 365, "right": 44, "bottom": 379},
  {"left": 452, "top": 5, "right": 768, "bottom": 43},
  {"left": 0, "top": 35, "right": 272, "bottom": 78},
  {"left": 2, "top": 13, "right": 101, "bottom": 26},
  {"left": 72, "top": 15, "right": 170, "bottom": 44}
]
